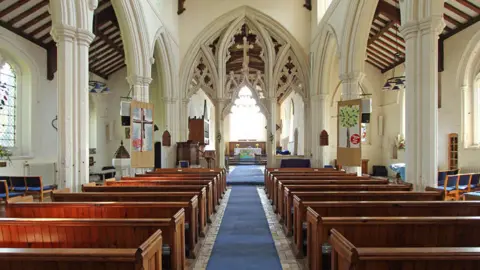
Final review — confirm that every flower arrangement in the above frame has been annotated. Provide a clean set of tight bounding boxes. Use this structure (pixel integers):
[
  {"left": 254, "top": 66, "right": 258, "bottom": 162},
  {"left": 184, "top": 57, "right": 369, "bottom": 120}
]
[
  {"left": 395, "top": 134, "right": 405, "bottom": 150},
  {"left": 0, "top": 145, "right": 12, "bottom": 164}
]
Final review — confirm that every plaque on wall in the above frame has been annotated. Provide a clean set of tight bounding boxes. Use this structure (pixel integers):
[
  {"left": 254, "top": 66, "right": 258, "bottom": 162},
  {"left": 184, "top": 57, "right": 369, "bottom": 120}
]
[{"left": 162, "top": 130, "right": 171, "bottom": 147}]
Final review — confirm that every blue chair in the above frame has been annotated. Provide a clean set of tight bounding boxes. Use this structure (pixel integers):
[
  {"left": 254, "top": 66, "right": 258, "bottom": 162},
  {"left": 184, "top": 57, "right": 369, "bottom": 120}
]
[
  {"left": 471, "top": 173, "right": 480, "bottom": 190},
  {"left": 457, "top": 174, "right": 473, "bottom": 194},
  {"left": 11, "top": 176, "right": 56, "bottom": 202},
  {"left": 324, "top": 165, "right": 335, "bottom": 169},
  {"left": 435, "top": 174, "right": 459, "bottom": 200},
  {"left": 437, "top": 171, "right": 448, "bottom": 186},
  {"left": 0, "top": 180, "right": 24, "bottom": 202}
]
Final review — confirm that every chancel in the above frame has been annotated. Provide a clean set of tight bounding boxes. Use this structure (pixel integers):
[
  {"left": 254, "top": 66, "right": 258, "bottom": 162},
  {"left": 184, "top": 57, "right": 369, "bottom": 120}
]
[{"left": 1, "top": 0, "right": 480, "bottom": 269}]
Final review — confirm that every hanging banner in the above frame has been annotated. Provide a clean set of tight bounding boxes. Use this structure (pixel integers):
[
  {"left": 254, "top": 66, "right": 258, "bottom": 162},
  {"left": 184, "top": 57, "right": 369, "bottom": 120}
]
[
  {"left": 337, "top": 99, "right": 362, "bottom": 166},
  {"left": 130, "top": 101, "right": 155, "bottom": 168}
]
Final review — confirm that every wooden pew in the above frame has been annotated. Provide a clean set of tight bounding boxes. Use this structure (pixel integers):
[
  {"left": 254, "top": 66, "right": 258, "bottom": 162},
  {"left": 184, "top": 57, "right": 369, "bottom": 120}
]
[
  {"left": 306, "top": 215, "right": 480, "bottom": 270},
  {"left": 266, "top": 170, "right": 349, "bottom": 198},
  {"left": 118, "top": 177, "right": 219, "bottom": 209},
  {"left": 290, "top": 191, "right": 443, "bottom": 251},
  {"left": 264, "top": 168, "right": 337, "bottom": 195},
  {"left": 0, "top": 229, "right": 163, "bottom": 270},
  {"left": 151, "top": 168, "right": 227, "bottom": 195},
  {"left": 329, "top": 229, "right": 480, "bottom": 270},
  {"left": 6, "top": 199, "right": 200, "bottom": 259},
  {"left": 52, "top": 190, "right": 207, "bottom": 240},
  {"left": 271, "top": 175, "right": 370, "bottom": 209},
  {"left": 144, "top": 171, "right": 225, "bottom": 198},
  {"left": 84, "top": 184, "right": 213, "bottom": 224},
  {"left": 294, "top": 200, "right": 480, "bottom": 259},
  {"left": 0, "top": 217, "right": 186, "bottom": 270},
  {"left": 274, "top": 178, "right": 388, "bottom": 214},
  {"left": 280, "top": 184, "right": 412, "bottom": 227}
]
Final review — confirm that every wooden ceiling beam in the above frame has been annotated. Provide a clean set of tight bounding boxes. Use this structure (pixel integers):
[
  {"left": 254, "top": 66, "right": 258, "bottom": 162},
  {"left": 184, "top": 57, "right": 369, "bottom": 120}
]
[
  {"left": 105, "top": 64, "right": 126, "bottom": 79},
  {"left": 445, "top": 2, "right": 472, "bottom": 21},
  {"left": 441, "top": 14, "right": 480, "bottom": 40},
  {"left": 444, "top": 14, "right": 460, "bottom": 26},
  {"left": 368, "top": 20, "right": 395, "bottom": 45},
  {"left": 376, "top": 0, "right": 400, "bottom": 23},
  {"left": 8, "top": 1, "right": 48, "bottom": 25},
  {"left": 0, "top": 0, "right": 29, "bottom": 18},
  {"left": 18, "top": 11, "right": 49, "bottom": 31},
  {"left": 100, "top": 59, "right": 125, "bottom": 75},
  {"left": 455, "top": 0, "right": 480, "bottom": 14},
  {"left": 95, "top": 30, "right": 124, "bottom": 56},
  {"left": 30, "top": 21, "right": 51, "bottom": 37},
  {"left": 368, "top": 46, "right": 396, "bottom": 61},
  {"left": 367, "top": 52, "right": 391, "bottom": 67},
  {"left": 366, "top": 58, "right": 385, "bottom": 70},
  {"left": 0, "top": 20, "right": 46, "bottom": 48},
  {"left": 91, "top": 52, "right": 122, "bottom": 69}
]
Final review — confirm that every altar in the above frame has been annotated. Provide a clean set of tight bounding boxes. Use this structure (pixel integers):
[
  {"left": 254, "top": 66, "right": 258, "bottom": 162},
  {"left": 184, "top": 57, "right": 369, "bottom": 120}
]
[{"left": 234, "top": 148, "right": 262, "bottom": 159}]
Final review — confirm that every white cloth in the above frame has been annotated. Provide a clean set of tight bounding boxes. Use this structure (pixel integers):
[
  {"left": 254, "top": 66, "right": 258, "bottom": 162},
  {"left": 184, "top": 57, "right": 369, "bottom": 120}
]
[{"left": 234, "top": 148, "right": 262, "bottom": 155}]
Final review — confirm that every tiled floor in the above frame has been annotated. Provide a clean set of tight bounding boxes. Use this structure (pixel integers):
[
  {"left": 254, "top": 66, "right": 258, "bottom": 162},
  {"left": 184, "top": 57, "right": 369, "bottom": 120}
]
[{"left": 187, "top": 186, "right": 304, "bottom": 270}]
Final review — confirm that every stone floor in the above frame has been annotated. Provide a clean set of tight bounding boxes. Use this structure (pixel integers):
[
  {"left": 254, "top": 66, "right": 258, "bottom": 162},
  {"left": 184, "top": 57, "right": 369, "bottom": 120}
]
[{"left": 187, "top": 186, "right": 304, "bottom": 270}]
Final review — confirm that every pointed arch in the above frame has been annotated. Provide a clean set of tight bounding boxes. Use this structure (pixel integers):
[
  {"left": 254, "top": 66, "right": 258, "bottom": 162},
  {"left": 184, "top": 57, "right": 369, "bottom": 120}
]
[
  {"left": 152, "top": 27, "right": 177, "bottom": 99},
  {"left": 222, "top": 82, "right": 270, "bottom": 120},
  {"left": 187, "top": 48, "right": 218, "bottom": 100}
]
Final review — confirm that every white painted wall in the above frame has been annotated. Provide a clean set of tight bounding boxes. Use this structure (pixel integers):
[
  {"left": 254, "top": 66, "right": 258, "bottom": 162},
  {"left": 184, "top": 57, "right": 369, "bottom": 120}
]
[
  {"left": 280, "top": 91, "right": 305, "bottom": 155},
  {"left": 179, "top": 0, "right": 311, "bottom": 61},
  {"left": 440, "top": 22, "right": 480, "bottom": 170},
  {"left": 0, "top": 27, "right": 57, "bottom": 184},
  {"left": 187, "top": 89, "right": 216, "bottom": 150}
]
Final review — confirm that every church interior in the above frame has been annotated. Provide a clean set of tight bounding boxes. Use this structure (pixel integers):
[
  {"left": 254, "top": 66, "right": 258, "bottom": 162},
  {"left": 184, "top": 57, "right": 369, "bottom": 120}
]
[{"left": 1, "top": 0, "right": 480, "bottom": 269}]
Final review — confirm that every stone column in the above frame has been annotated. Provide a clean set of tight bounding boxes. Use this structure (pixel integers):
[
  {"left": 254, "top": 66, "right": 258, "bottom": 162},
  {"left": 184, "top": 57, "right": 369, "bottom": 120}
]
[
  {"left": 76, "top": 29, "right": 95, "bottom": 189},
  {"left": 339, "top": 72, "right": 364, "bottom": 175},
  {"left": 310, "top": 93, "right": 330, "bottom": 167},
  {"left": 215, "top": 99, "right": 227, "bottom": 168},
  {"left": 400, "top": 16, "right": 445, "bottom": 190},
  {"left": 51, "top": 25, "right": 77, "bottom": 190},
  {"left": 180, "top": 99, "right": 189, "bottom": 141},
  {"left": 266, "top": 98, "right": 277, "bottom": 167},
  {"left": 163, "top": 97, "right": 179, "bottom": 168},
  {"left": 127, "top": 75, "right": 152, "bottom": 103}
]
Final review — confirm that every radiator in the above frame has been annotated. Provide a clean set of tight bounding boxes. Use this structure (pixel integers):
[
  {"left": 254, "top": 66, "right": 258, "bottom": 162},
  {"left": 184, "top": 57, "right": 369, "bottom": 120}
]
[
  {"left": 23, "top": 162, "right": 57, "bottom": 186},
  {"left": 459, "top": 167, "right": 480, "bottom": 174}
]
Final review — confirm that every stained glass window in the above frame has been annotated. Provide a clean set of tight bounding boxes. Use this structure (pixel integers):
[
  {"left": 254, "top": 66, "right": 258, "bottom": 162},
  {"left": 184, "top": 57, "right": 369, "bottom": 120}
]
[{"left": 0, "top": 62, "right": 16, "bottom": 147}]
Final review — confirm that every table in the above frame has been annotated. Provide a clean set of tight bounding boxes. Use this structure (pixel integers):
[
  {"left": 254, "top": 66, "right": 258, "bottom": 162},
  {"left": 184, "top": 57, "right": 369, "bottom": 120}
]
[{"left": 234, "top": 148, "right": 262, "bottom": 159}]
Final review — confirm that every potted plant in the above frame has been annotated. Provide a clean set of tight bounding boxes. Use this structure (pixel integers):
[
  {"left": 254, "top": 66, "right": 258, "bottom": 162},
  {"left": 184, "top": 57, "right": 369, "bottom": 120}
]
[{"left": 0, "top": 145, "right": 12, "bottom": 167}]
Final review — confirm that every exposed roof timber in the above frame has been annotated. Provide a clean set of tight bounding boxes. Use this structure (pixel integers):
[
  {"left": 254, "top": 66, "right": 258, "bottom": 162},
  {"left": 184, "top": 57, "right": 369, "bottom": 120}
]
[
  {"left": 20, "top": 11, "right": 49, "bottom": 32},
  {"left": 368, "top": 20, "right": 395, "bottom": 45},
  {"left": 366, "top": 57, "right": 386, "bottom": 70},
  {"left": 441, "top": 12, "right": 480, "bottom": 40},
  {"left": 445, "top": 2, "right": 472, "bottom": 20},
  {"left": 105, "top": 64, "right": 126, "bottom": 79},
  {"left": 455, "top": 0, "right": 480, "bottom": 14},
  {"left": 8, "top": 1, "right": 48, "bottom": 26},
  {"left": 444, "top": 14, "right": 460, "bottom": 26},
  {"left": 0, "top": 20, "right": 45, "bottom": 48},
  {"left": 376, "top": 1, "right": 400, "bottom": 22},
  {"left": 368, "top": 46, "right": 396, "bottom": 61},
  {"left": 0, "top": 0, "right": 28, "bottom": 18},
  {"left": 178, "top": 0, "right": 186, "bottom": 14},
  {"left": 95, "top": 5, "right": 119, "bottom": 29}
]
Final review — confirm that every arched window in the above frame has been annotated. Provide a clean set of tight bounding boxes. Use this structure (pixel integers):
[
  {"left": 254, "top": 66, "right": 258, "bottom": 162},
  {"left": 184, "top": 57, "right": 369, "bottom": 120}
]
[
  {"left": 0, "top": 62, "right": 16, "bottom": 147},
  {"left": 474, "top": 74, "right": 480, "bottom": 144}
]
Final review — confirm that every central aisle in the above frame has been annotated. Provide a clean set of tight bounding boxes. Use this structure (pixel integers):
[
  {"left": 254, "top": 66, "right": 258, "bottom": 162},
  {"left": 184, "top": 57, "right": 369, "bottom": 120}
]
[{"left": 206, "top": 186, "right": 282, "bottom": 270}]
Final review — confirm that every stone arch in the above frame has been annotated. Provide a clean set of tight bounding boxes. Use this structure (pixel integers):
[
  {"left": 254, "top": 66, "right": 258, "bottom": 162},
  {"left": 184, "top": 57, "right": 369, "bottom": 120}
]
[
  {"left": 339, "top": 0, "right": 377, "bottom": 76},
  {"left": 186, "top": 48, "right": 218, "bottom": 100},
  {"left": 111, "top": 0, "right": 152, "bottom": 81},
  {"left": 222, "top": 83, "right": 270, "bottom": 120},
  {"left": 457, "top": 30, "right": 480, "bottom": 147},
  {"left": 313, "top": 24, "right": 340, "bottom": 97},
  {"left": 152, "top": 28, "right": 177, "bottom": 99}
]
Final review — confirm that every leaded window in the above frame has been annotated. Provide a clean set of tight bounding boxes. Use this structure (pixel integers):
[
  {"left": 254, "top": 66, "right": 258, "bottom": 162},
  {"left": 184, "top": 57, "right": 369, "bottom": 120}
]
[{"left": 0, "top": 62, "right": 16, "bottom": 147}]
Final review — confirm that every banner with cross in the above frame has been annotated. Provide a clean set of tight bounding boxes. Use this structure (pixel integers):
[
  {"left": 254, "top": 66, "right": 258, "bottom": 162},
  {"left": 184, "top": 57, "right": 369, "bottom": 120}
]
[{"left": 130, "top": 101, "right": 155, "bottom": 168}]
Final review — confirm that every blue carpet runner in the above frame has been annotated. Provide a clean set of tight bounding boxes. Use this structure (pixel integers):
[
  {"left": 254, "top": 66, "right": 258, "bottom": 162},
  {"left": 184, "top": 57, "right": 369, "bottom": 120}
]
[
  {"left": 227, "top": 166, "right": 264, "bottom": 185},
  {"left": 207, "top": 186, "right": 282, "bottom": 270}
]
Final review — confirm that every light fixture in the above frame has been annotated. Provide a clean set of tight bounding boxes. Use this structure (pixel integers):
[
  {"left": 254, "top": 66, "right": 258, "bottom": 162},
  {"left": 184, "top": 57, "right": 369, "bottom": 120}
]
[
  {"left": 382, "top": 27, "right": 405, "bottom": 91},
  {"left": 89, "top": 80, "right": 110, "bottom": 94}
]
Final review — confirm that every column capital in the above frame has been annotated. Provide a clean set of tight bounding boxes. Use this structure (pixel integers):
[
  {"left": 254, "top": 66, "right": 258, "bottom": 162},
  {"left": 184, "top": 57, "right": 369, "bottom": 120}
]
[
  {"left": 77, "top": 29, "right": 95, "bottom": 46},
  {"left": 50, "top": 24, "right": 77, "bottom": 43},
  {"left": 461, "top": 85, "right": 470, "bottom": 93},
  {"left": 339, "top": 72, "right": 365, "bottom": 84},
  {"left": 311, "top": 93, "right": 330, "bottom": 101},
  {"left": 88, "top": 0, "right": 99, "bottom": 11},
  {"left": 419, "top": 16, "right": 446, "bottom": 36},
  {"left": 399, "top": 21, "right": 419, "bottom": 40},
  {"left": 126, "top": 75, "right": 152, "bottom": 87},
  {"left": 214, "top": 98, "right": 229, "bottom": 105}
]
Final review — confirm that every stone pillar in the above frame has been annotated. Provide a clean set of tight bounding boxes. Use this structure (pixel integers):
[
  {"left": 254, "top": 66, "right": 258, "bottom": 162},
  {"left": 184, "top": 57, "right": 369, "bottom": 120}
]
[
  {"left": 163, "top": 97, "right": 179, "bottom": 168},
  {"left": 127, "top": 75, "right": 152, "bottom": 103},
  {"left": 400, "top": 16, "right": 445, "bottom": 190},
  {"left": 76, "top": 29, "right": 95, "bottom": 189},
  {"left": 266, "top": 98, "right": 277, "bottom": 167},
  {"left": 339, "top": 72, "right": 364, "bottom": 175},
  {"left": 51, "top": 25, "right": 77, "bottom": 190},
  {"left": 310, "top": 93, "right": 330, "bottom": 167},
  {"left": 215, "top": 99, "right": 227, "bottom": 168},
  {"left": 180, "top": 99, "right": 189, "bottom": 141}
]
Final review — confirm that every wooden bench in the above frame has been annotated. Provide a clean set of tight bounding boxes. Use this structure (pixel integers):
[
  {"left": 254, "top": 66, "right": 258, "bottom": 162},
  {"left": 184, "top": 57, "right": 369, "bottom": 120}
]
[
  {"left": 7, "top": 199, "right": 200, "bottom": 259},
  {"left": 306, "top": 215, "right": 480, "bottom": 270},
  {"left": 295, "top": 200, "right": 480, "bottom": 259},
  {"left": 274, "top": 178, "right": 389, "bottom": 215},
  {"left": 0, "top": 229, "right": 163, "bottom": 270},
  {"left": 53, "top": 190, "right": 207, "bottom": 240},
  {"left": 151, "top": 168, "right": 227, "bottom": 195},
  {"left": 130, "top": 175, "right": 222, "bottom": 205},
  {"left": 117, "top": 177, "right": 219, "bottom": 209},
  {"left": 83, "top": 184, "right": 213, "bottom": 224},
  {"left": 280, "top": 184, "right": 412, "bottom": 227},
  {"left": 0, "top": 217, "right": 186, "bottom": 269},
  {"left": 264, "top": 168, "right": 337, "bottom": 195},
  {"left": 329, "top": 229, "right": 480, "bottom": 270},
  {"left": 271, "top": 175, "right": 371, "bottom": 208}
]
